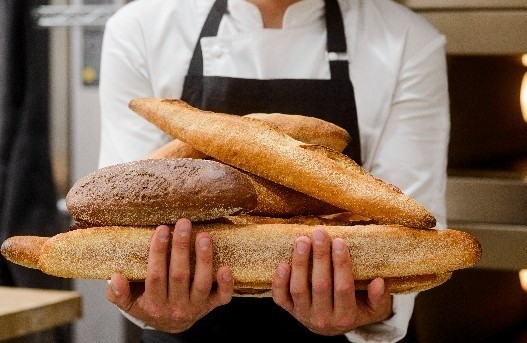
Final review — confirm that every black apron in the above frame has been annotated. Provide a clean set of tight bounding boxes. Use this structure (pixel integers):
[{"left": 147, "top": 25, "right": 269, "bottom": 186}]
[{"left": 142, "top": 0, "right": 360, "bottom": 341}]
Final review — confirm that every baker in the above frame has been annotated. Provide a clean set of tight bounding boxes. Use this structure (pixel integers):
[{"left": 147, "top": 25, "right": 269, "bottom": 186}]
[{"left": 99, "top": 0, "right": 450, "bottom": 342}]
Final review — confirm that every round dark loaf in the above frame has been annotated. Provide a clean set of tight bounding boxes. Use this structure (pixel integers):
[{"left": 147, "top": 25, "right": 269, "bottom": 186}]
[{"left": 66, "top": 158, "right": 257, "bottom": 225}]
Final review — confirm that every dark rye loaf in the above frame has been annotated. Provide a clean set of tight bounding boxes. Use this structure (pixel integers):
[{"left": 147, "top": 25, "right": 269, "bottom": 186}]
[{"left": 66, "top": 158, "right": 257, "bottom": 225}]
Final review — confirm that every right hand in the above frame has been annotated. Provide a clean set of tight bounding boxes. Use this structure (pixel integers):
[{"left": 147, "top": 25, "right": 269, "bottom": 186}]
[{"left": 106, "top": 218, "right": 234, "bottom": 333}]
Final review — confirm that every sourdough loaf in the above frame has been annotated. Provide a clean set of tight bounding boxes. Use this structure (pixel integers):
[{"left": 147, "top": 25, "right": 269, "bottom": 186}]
[{"left": 66, "top": 158, "right": 257, "bottom": 225}]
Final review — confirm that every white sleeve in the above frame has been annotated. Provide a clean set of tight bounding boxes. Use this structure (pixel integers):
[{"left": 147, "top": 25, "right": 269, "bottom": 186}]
[
  {"left": 346, "top": 36, "right": 450, "bottom": 343},
  {"left": 99, "top": 10, "right": 168, "bottom": 330},
  {"left": 98, "top": 10, "right": 172, "bottom": 169}
]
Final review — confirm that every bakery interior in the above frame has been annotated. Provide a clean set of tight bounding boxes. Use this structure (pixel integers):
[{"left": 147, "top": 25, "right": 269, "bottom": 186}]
[{"left": 0, "top": 0, "right": 526, "bottom": 342}]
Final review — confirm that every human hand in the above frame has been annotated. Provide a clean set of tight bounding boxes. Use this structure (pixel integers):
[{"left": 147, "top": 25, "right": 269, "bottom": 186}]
[
  {"left": 272, "top": 227, "right": 393, "bottom": 335},
  {"left": 106, "top": 218, "right": 234, "bottom": 333}
]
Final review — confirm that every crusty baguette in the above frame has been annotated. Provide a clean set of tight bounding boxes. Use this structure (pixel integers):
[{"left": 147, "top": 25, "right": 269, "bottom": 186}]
[
  {"left": 146, "top": 113, "right": 347, "bottom": 217},
  {"left": 234, "top": 172, "right": 344, "bottom": 217},
  {"left": 0, "top": 232, "right": 451, "bottom": 295},
  {"left": 1, "top": 224, "right": 480, "bottom": 295},
  {"left": 217, "top": 213, "right": 375, "bottom": 226},
  {"left": 146, "top": 139, "right": 208, "bottom": 160},
  {"left": 66, "top": 158, "right": 257, "bottom": 225},
  {"left": 129, "top": 98, "right": 436, "bottom": 229},
  {"left": 145, "top": 112, "right": 351, "bottom": 160},
  {"left": 245, "top": 113, "right": 352, "bottom": 152},
  {"left": 0, "top": 236, "right": 48, "bottom": 269},
  {"left": 237, "top": 273, "right": 453, "bottom": 297}
]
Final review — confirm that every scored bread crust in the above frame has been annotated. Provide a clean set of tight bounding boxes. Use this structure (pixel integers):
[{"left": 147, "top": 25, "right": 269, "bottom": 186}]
[
  {"left": 145, "top": 112, "right": 351, "bottom": 160},
  {"left": 145, "top": 113, "right": 348, "bottom": 217},
  {"left": 66, "top": 158, "right": 257, "bottom": 225},
  {"left": 244, "top": 113, "right": 351, "bottom": 152},
  {"left": 129, "top": 98, "right": 436, "bottom": 229},
  {"left": 1, "top": 236, "right": 48, "bottom": 269},
  {"left": 0, "top": 231, "right": 452, "bottom": 295},
  {"left": 29, "top": 224, "right": 480, "bottom": 293}
]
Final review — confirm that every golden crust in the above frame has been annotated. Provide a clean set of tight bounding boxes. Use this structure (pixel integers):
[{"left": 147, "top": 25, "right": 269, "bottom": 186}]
[
  {"left": 129, "top": 98, "right": 436, "bottom": 229},
  {"left": 34, "top": 224, "right": 480, "bottom": 295},
  {"left": 145, "top": 112, "right": 349, "bottom": 218},
  {"left": 234, "top": 272, "right": 453, "bottom": 297},
  {"left": 146, "top": 112, "right": 351, "bottom": 160},
  {"left": 245, "top": 112, "right": 351, "bottom": 152},
  {"left": 1, "top": 236, "right": 48, "bottom": 269}
]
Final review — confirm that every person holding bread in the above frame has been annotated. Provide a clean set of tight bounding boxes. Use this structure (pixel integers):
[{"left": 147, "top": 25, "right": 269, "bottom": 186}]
[{"left": 98, "top": 0, "right": 450, "bottom": 342}]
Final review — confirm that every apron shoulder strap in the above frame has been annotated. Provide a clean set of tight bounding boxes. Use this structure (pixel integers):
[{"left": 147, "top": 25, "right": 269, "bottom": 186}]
[
  {"left": 324, "top": 0, "right": 349, "bottom": 80},
  {"left": 187, "top": 0, "right": 229, "bottom": 76}
]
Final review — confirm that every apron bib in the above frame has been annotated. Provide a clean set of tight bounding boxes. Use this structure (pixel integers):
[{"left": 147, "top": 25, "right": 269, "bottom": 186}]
[{"left": 143, "top": 0, "right": 360, "bottom": 341}]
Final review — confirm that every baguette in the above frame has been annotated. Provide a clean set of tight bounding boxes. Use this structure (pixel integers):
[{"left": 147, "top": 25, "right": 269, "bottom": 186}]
[
  {"left": 129, "top": 98, "right": 436, "bottom": 229},
  {"left": 1, "top": 224, "right": 480, "bottom": 295},
  {"left": 66, "top": 158, "right": 257, "bottom": 225},
  {"left": 146, "top": 113, "right": 347, "bottom": 217},
  {"left": 0, "top": 236, "right": 47, "bottom": 269},
  {"left": 145, "top": 112, "right": 351, "bottom": 160}
]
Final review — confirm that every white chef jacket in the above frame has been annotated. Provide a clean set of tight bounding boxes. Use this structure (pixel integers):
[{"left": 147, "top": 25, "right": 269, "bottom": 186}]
[{"left": 98, "top": 0, "right": 450, "bottom": 342}]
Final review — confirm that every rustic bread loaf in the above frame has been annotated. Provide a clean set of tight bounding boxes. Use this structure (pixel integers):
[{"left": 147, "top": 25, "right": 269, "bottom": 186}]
[
  {"left": 130, "top": 98, "right": 436, "bottom": 229},
  {"left": 66, "top": 158, "right": 257, "bottom": 225},
  {"left": 1, "top": 224, "right": 481, "bottom": 295}
]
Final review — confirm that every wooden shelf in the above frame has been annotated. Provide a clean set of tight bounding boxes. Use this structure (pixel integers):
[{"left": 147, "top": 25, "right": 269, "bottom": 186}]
[{"left": 0, "top": 286, "right": 82, "bottom": 341}]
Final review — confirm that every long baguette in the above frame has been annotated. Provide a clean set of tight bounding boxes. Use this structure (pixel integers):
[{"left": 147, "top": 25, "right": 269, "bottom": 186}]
[
  {"left": 66, "top": 158, "right": 257, "bottom": 225},
  {"left": 0, "top": 231, "right": 450, "bottom": 295},
  {"left": 1, "top": 224, "right": 480, "bottom": 294},
  {"left": 145, "top": 112, "right": 351, "bottom": 160},
  {"left": 129, "top": 98, "right": 436, "bottom": 229},
  {"left": 146, "top": 113, "right": 347, "bottom": 217}
]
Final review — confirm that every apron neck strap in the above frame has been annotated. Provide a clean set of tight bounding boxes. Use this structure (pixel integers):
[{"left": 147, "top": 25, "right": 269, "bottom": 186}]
[
  {"left": 187, "top": 0, "right": 349, "bottom": 80},
  {"left": 187, "top": 0, "right": 229, "bottom": 76},
  {"left": 324, "top": 0, "right": 349, "bottom": 79}
]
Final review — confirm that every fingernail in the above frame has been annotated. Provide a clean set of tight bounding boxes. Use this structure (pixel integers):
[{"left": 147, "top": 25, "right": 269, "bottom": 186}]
[
  {"left": 312, "top": 229, "right": 325, "bottom": 245},
  {"left": 110, "top": 281, "right": 120, "bottom": 296},
  {"left": 157, "top": 226, "right": 170, "bottom": 243},
  {"left": 177, "top": 222, "right": 191, "bottom": 237},
  {"left": 277, "top": 265, "right": 287, "bottom": 278},
  {"left": 222, "top": 270, "right": 232, "bottom": 282},
  {"left": 198, "top": 236, "right": 210, "bottom": 250},
  {"left": 333, "top": 238, "right": 346, "bottom": 255},
  {"left": 296, "top": 240, "right": 308, "bottom": 254}
]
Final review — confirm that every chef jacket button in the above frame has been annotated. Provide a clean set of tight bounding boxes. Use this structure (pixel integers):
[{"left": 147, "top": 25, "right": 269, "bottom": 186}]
[
  {"left": 327, "top": 52, "right": 338, "bottom": 61},
  {"left": 210, "top": 46, "right": 223, "bottom": 58}
]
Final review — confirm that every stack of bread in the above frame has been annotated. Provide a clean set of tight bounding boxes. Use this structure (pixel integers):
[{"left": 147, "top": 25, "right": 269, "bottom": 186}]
[{"left": 1, "top": 98, "right": 481, "bottom": 296}]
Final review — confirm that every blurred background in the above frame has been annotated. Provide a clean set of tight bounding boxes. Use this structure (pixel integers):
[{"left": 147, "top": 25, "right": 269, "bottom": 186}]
[{"left": 0, "top": 0, "right": 526, "bottom": 342}]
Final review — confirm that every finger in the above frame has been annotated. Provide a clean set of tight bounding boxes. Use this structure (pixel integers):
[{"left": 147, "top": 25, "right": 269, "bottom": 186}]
[
  {"left": 289, "top": 236, "right": 311, "bottom": 314},
  {"left": 106, "top": 273, "right": 134, "bottom": 312},
  {"left": 144, "top": 225, "right": 171, "bottom": 304},
  {"left": 332, "top": 238, "right": 357, "bottom": 321},
  {"left": 209, "top": 266, "right": 234, "bottom": 307},
  {"left": 310, "top": 228, "right": 333, "bottom": 326},
  {"left": 169, "top": 218, "right": 193, "bottom": 302},
  {"left": 190, "top": 232, "right": 214, "bottom": 304},
  {"left": 272, "top": 262, "right": 293, "bottom": 312},
  {"left": 366, "top": 278, "right": 390, "bottom": 313}
]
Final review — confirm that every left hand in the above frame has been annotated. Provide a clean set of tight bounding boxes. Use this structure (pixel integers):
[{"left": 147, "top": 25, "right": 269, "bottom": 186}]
[{"left": 272, "top": 227, "right": 393, "bottom": 336}]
